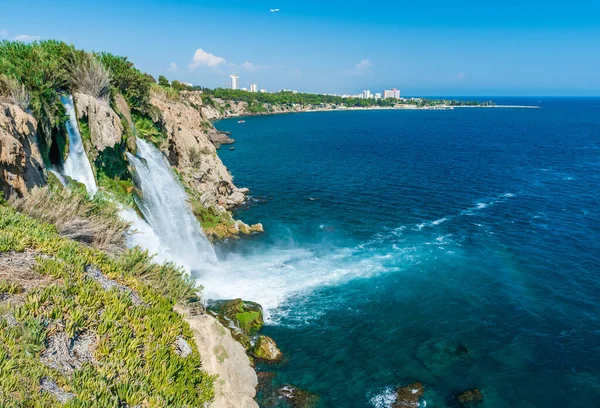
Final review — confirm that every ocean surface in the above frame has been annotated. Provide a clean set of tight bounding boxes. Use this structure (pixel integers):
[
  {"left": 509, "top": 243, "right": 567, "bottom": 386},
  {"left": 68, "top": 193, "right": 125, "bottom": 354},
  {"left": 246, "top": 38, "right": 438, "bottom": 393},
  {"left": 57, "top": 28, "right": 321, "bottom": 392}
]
[{"left": 208, "top": 98, "right": 600, "bottom": 407}]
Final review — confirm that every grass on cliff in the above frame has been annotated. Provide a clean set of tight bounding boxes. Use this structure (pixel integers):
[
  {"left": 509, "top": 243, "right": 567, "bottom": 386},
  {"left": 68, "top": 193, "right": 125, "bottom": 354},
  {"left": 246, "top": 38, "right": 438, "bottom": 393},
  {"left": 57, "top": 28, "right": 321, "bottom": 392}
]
[
  {"left": 0, "top": 205, "right": 213, "bottom": 406},
  {"left": 9, "top": 185, "right": 130, "bottom": 254}
]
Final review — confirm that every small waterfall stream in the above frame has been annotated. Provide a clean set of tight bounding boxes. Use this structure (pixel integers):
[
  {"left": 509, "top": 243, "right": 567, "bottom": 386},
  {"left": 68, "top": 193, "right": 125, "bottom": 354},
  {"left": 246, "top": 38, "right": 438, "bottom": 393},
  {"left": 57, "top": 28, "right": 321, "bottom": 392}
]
[
  {"left": 127, "top": 137, "right": 217, "bottom": 271},
  {"left": 60, "top": 95, "right": 97, "bottom": 194}
]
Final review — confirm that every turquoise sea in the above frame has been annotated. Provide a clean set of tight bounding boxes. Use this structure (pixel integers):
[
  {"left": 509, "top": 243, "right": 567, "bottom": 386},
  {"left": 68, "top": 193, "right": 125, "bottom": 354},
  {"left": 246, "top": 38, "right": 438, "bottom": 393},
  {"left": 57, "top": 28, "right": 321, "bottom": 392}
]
[{"left": 212, "top": 98, "right": 600, "bottom": 407}]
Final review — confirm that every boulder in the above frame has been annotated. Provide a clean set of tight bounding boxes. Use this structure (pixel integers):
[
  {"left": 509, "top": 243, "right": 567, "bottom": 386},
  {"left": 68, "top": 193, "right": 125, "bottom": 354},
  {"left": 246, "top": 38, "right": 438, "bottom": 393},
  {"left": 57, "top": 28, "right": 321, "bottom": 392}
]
[
  {"left": 207, "top": 298, "right": 264, "bottom": 335},
  {"left": 0, "top": 102, "right": 45, "bottom": 198},
  {"left": 393, "top": 382, "right": 424, "bottom": 408},
  {"left": 277, "top": 385, "right": 319, "bottom": 408},
  {"left": 74, "top": 92, "right": 123, "bottom": 154},
  {"left": 456, "top": 389, "right": 484, "bottom": 405},
  {"left": 251, "top": 335, "right": 282, "bottom": 362}
]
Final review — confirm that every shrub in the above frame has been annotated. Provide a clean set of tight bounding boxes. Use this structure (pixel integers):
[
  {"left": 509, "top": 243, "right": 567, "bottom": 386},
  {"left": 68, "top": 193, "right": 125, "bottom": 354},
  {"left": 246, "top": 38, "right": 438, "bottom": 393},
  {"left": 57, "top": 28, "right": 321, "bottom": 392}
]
[
  {"left": 69, "top": 53, "right": 111, "bottom": 101},
  {"left": 9, "top": 186, "right": 130, "bottom": 254},
  {"left": 0, "top": 74, "right": 30, "bottom": 110},
  {"left": 97, "top": 53, "right": 153, "bottom": 111}
]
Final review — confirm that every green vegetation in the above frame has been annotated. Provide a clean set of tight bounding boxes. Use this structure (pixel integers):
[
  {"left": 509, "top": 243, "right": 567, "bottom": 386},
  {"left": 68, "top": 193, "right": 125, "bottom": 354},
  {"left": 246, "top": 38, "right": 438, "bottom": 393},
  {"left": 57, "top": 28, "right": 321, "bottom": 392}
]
[
  {"left": 204, "top": 88, "right": 495, "bottom": 110},
  {"left": 132, "top": 112, "right": 168, "bottom": 149},
  {"left": 0, "top": 205, "right": 214, "bottom": 406},
  {"left": 9, "top": 185, "right": 130, "bottom": 254}
]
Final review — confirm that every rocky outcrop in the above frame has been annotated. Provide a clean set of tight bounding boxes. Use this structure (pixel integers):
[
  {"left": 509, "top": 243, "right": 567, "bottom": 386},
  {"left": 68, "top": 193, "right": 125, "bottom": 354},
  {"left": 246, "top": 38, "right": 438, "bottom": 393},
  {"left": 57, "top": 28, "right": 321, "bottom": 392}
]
[
  {"left": 0, "top": 102, "right": 45, "bottom": 198},
  {"left": 456, "top": 389, "right": 484, "bottom": 405},
  {"left": 73, "top": 92, "right": 123, "bottom": 154},
  {"left": 149, "top": 92, "right": 247, "bottom": 211},
  {"left": 178, "top": 307, "right": 258, "bottom": 408},
  {"left": 394, "top": 382, "right": 425, "bottom": 408},
  {"left": 251, "top": 335, "right": 282, "bottom": 362}
]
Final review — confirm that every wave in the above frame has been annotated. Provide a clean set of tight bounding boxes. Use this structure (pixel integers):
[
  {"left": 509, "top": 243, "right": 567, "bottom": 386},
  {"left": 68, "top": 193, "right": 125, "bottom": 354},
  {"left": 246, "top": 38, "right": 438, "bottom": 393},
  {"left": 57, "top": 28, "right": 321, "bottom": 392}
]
[{"left": 369, "top": 387, "right": 396, "bottom": 408}]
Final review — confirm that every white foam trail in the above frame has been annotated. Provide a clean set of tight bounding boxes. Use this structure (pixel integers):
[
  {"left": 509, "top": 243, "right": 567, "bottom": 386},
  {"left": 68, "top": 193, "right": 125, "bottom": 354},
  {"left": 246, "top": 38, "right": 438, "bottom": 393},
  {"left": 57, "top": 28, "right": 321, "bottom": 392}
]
[
  {"left": 369, "top": 387, "right": 397, "bottom": 408},
  {"left": 60, "top": 95, "right": 97, "bottom": 195},
  {"left": 127, "top": 138, "right": 217, "bottom": 272}
]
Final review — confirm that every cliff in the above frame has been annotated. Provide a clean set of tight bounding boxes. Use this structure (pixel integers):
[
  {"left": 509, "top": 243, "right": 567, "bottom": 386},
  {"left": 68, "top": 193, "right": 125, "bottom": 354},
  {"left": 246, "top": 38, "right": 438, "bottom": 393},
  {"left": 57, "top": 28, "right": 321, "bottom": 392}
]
[{"left": 0, "top": 102, "right": 46, "bottom": 198}]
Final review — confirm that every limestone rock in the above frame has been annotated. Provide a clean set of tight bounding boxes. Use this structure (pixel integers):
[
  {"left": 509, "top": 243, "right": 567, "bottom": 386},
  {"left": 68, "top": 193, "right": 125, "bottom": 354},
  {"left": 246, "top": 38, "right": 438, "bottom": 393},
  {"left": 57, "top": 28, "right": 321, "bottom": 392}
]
[
  {"left": 208, "top": 130, "right": 235, "bottom": 147},
  {"left": 456, "top": 389, "right": 484, "bottom": 405},
  {"left": 113, "top": 92, "right": 133, "bottom": 131},
  {"left": 251, "top": 335, "right": 282, "bottom": 362},
  {"left": 393, "top": 382, "right": 424, "bottom": 408},
  {"left": 180, "top": 310, "right": 258, "bottom": 408},
  {"left": 0, "top": 102, "right": 45, "bottom": 198},
  {"left": 40, "top": 377, "right": 75, "bottom": 404},
  {"left": 73, "top": 92, "right": 123, "bottom": 153},
  {"left": 149, "top": 92, "right": 247, "bottom": 211}
]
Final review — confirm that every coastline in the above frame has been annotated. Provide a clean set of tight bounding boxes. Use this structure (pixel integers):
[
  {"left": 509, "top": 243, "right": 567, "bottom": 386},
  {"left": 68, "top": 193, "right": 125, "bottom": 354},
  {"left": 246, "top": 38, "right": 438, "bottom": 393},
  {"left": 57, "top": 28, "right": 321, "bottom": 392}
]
[{"left": 214, "top": 103, "right": 541, "bottom": 121}]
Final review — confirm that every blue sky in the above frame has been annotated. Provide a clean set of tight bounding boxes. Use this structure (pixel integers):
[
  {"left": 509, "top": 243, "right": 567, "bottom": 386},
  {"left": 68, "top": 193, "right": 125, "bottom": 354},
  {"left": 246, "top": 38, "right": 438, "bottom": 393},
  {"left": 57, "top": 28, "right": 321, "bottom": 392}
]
[{"left": 1, "top": 0, "right": 599, "bottom": 96}]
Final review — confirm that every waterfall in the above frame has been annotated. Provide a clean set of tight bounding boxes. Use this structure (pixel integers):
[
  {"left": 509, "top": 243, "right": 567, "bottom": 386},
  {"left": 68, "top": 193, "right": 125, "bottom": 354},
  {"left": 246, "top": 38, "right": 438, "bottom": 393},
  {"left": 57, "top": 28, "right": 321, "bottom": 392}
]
[
  {"left": 60, "top": 95, "right": 97, "bottom": 194},
  {"left": 127, "top": 137, "right": 217, "bottom": 271}
]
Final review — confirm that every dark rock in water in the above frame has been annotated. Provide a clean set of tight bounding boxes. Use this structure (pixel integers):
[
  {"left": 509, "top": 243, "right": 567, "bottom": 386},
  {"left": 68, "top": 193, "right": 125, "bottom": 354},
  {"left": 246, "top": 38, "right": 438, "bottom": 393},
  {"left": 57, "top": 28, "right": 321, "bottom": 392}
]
[
  {"left": 251, "top": 335, "right": 283, "bottom": 362},
  {"left": 393, "top": 382, "right": 424, "bottom": 408},
  {"left": 206, "top": 298, "right": 264, "bottom": 335},
  {"left": 456, "top": 389, "right": 484, "bottom": 405},
  {"left": 455, "top": 344, "right": 470, "bottom": 356},
  {"left": 277, "top": 385, "right": 319, "bottom": 408},
  {"left": 256, "top": 372, "right": 319, "bottom": 408}
]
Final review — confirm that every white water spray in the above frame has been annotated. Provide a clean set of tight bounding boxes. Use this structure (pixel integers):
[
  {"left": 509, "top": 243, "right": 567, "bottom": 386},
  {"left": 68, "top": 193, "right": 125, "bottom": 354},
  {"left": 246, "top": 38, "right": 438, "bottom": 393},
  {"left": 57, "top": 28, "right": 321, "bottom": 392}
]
[
  {"left": 60, "top": 95, "right": 97, "bottom": 194},
  {"left": 126, "top": 138, "right": 217, "bottom": 271}
]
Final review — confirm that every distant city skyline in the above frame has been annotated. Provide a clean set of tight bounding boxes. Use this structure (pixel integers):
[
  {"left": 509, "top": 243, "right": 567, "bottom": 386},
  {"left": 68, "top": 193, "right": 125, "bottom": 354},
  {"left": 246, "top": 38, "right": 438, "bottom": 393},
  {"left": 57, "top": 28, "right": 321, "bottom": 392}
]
[{"left": 2, "top": 0, "right": 599, "bottom": 96}]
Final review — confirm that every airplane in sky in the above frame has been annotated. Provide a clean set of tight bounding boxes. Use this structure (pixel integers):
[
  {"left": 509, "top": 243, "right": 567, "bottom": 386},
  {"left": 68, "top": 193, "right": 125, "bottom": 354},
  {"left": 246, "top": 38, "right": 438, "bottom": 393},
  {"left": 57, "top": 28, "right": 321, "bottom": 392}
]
[{"left": 270, "top": 8, "right": 280, "bottom": 12}]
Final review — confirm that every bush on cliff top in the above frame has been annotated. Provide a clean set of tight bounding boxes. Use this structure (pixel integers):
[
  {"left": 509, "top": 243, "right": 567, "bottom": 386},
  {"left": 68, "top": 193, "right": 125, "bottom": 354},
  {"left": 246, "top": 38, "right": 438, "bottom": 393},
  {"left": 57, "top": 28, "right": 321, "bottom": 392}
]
[{"left": 0, "top": 205, "right": 214, "bottom": 406}]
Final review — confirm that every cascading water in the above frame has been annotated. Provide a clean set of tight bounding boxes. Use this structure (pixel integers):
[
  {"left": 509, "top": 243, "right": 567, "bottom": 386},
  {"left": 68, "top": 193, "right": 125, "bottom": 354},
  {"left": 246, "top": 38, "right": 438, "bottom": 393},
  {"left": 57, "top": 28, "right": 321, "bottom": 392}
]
[
  {"left": 126, "top": 137, "right": 217, "bottom": 271},
  {"left": 60, "top": 95, "right": 97, "bottom": 194}
]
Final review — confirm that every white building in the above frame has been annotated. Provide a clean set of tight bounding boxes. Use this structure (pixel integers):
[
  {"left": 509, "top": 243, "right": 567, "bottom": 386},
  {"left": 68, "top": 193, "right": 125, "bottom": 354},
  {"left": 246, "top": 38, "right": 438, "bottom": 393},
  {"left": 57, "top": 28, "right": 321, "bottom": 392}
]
[
  {"left": 250, "top": 84, "right": 258, "bottom": 93},
  {"left": 374, "top": 93, "right": 382, "bottom": 99},
  {"left": 384, "top": 88, "right": 401, "bottom": 99},
  {"left": 260, "top": 88, "right": 267, "bottom": 93},
  {"left": 362, "top": 89, "right": 372, "bottom": 99},
  {"left": 229, "top": 74, "right": 239, "bottom": 90},
  {"left": 241, "top": 87, "right": 248, "bottom": 91}
]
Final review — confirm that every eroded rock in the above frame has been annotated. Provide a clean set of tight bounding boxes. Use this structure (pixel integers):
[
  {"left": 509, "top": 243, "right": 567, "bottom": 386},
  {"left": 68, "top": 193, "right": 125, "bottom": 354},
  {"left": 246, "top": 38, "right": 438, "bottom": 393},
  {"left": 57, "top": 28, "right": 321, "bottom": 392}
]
[
  {"left": 251, "top": 335, "right": 283, "bottom": 362},
  {"left": 40, "top": 331, "right": 97, "bottom": 375},
  {"left": 74, "top": 92, "right": 123, "bottom": 154},
  {"left": 456, "top": 388, "right": 484, "bottom": 405},
  {"left": 393, "top": 382, "right": 424, "bottom": 408},
  {"left": 0, "top": 102, "right": 45, "bottom": 198},
  {"left": 174, "top": 335, "right": 193, "bottom": 358},
  {"left": 207, "top": 298, "right": 264, "bottom": 335}
]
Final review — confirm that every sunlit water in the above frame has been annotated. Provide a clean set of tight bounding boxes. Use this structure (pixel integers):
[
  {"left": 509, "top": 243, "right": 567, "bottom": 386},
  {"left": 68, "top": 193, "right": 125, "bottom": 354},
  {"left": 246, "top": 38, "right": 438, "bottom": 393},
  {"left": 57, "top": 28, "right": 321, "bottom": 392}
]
[{"left": 212, "top": 98, "right": 600, "bottom": 407}]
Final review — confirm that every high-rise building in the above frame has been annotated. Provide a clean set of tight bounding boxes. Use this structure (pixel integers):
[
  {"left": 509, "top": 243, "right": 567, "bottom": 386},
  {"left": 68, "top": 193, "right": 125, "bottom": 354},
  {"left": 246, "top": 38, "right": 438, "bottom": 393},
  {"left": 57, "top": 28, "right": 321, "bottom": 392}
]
[
  {"left": 362, "top": 89, "right": 372, "bottom": 99},
  {"left": 250, "top": 84, "right": 258, "bottom": 93},
  {"left": 229, "top": 74, "right": 239, "bottom": 90},
  {"left": 383, "top": 88, "right": 401, "bottom": 99},
  {"left": 374, "top": 93, "right": 382, "bottom": 99}
]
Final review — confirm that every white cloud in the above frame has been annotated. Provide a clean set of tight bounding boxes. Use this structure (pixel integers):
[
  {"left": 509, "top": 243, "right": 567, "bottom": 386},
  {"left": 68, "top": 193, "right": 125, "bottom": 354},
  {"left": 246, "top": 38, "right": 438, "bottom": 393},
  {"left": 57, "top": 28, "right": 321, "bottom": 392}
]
[
  {"left": 167, "top": 62, "right": 178, "bottom": 72},
  {"left": 14, "top": 34, "right": 41, "bottom": 42},
  {"left": 0, "top": 29, "right": 8, "bottom": 38},
  {"left": 344, "top": 59, "right": 374, "bottom": 76},
  {"left": 189, "top": 49, "right": 226, "bottom": 69}
]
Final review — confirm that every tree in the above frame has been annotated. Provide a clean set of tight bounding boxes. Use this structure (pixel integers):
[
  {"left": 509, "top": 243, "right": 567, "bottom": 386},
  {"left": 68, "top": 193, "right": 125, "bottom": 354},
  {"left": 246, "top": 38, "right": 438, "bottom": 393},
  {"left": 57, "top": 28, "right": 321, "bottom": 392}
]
[{"left": 158, "top": 75, "right": 170, "bottom": 87}]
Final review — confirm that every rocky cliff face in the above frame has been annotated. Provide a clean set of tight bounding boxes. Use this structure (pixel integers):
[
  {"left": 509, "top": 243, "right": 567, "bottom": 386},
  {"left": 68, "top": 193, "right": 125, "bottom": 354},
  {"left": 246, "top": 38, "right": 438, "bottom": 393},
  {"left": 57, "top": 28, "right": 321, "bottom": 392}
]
[
  {"left": 150, "top": 92, "right": 246, "bottom": 211},
  {"left": 73, "top": 92, "right": 124, "bottom": 155},
  {"left": 0, "top": 102, "right": 45, "bottom": 198}
]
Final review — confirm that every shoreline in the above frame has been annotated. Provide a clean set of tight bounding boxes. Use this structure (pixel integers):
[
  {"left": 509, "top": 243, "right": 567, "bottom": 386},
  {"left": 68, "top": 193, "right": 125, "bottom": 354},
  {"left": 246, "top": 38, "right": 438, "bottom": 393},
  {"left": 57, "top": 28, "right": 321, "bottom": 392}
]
[{"left": 216, "top": 103, "right": 540, "bottom": 121}]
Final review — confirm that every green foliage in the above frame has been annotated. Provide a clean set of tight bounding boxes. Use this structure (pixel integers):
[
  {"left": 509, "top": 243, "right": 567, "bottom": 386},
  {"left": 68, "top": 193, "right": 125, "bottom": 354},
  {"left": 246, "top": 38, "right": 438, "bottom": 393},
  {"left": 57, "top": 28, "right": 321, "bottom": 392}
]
[
  {"left": 0, "top": 205, "right": 214, "bottom": 406},
  {"left": 97, "top": 173, "right": 136, "bottom": 208},
  {"left": 96, "top": 53, "right": 153, "bottom": 112},
  {"left": 132, "top": 112, "right": 167, "bottom": 148},
  {"left": 0, "top": 40, "right": 75, "bottom": 138},
  {"left": 158, "top": 75, "right": 170, "bottom": 87}
]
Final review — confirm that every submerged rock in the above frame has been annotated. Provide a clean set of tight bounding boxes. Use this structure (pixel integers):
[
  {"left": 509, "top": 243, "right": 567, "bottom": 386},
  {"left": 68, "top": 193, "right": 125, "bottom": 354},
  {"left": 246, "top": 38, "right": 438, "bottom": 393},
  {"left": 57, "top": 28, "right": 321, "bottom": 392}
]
[
  {"left": 393, "top": 382, "right": 424, "bottom": 408},
  {"left": 251, "top": 335, "right": 283, "bottom": 362},
  {"left": 277, "top": 385, "right": 319, "bottom": 408},
  {"left": 456, "top": 389, "right": 484, "bottom": 405}
]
